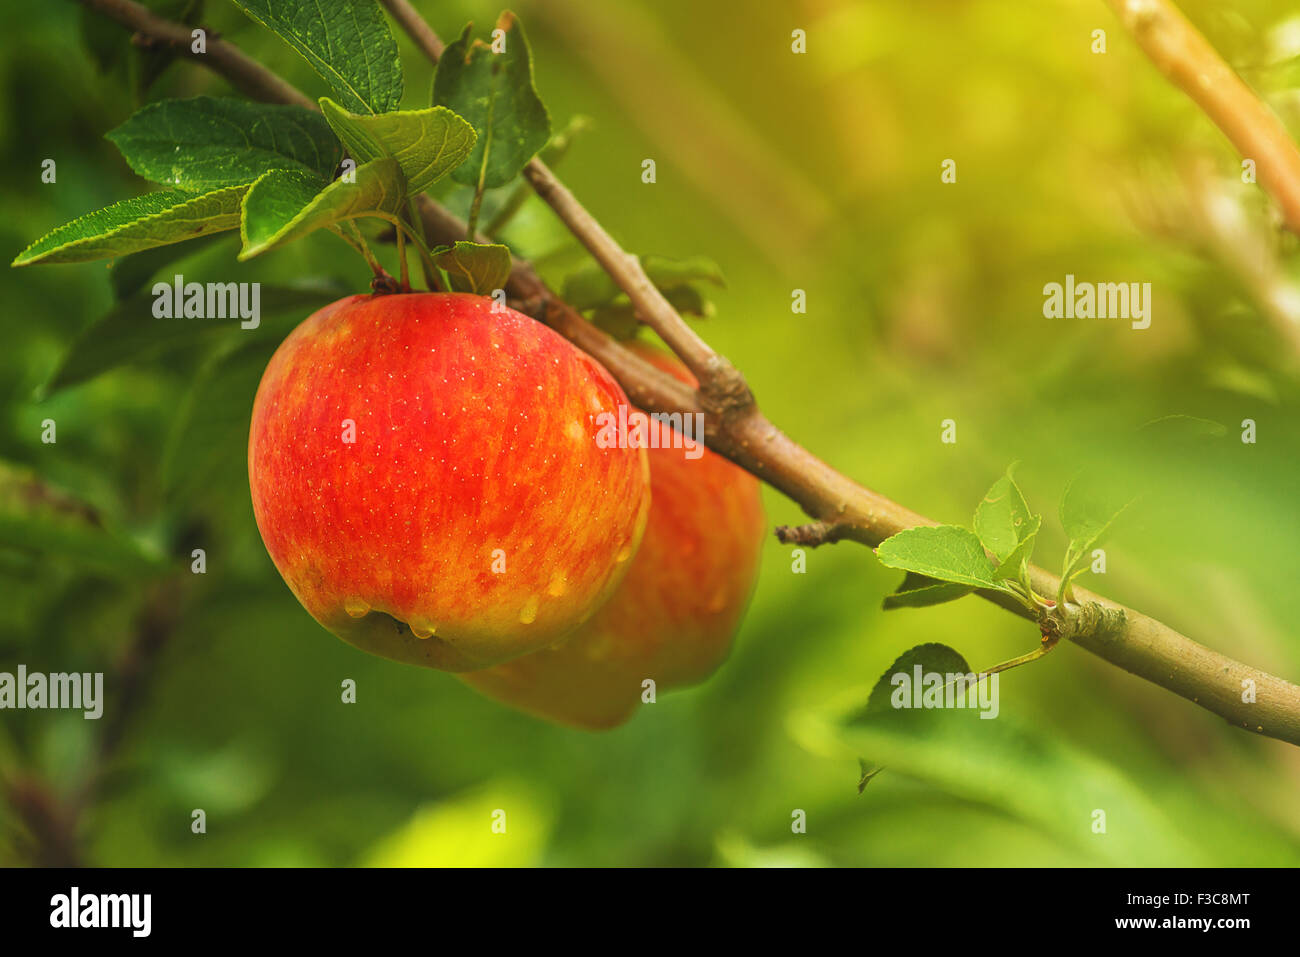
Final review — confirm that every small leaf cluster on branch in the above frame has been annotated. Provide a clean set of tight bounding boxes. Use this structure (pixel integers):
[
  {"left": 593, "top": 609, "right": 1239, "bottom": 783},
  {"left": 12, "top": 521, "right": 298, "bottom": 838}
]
[
  {"left": 14, "top": 4, "right": 547, "bottom": 297},
  {"left": 878, "top": 465, "right": 1127, "bottom": 615},
  {"left": 870, "top": 467, "right": 1130, "bottom": 754}
]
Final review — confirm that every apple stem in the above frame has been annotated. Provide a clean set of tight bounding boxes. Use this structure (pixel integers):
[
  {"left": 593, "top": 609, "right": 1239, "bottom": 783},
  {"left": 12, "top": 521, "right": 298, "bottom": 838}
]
[
  {"left": 340, "top": 221, "right": 393, "bottom": 283},
  {"left": 979, "top": 632, "right": 1061, "bottom": 679},
  {"left": 466, "top": 187, "right": 485, "bottom": 243},
  {"left": 404, "top": 198, "right": 442, "bottom": 291},
  {"left": 395, "top": 227, "right": 411, "bottom": 292},
  {"left": 402, "top": 223, "right": 446, "bottom": 292},
  {"left": 484, "top": 115, "right": 590, "bottom": 238}
]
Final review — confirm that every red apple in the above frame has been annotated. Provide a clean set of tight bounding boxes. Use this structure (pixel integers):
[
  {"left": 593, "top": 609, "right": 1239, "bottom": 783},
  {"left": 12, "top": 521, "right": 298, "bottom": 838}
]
[
  {"left": 248, "top": 292, "right": 651, "bottom": 672},
  {"left": 461, "top": 342, "right": 766, "bottom": 727}
]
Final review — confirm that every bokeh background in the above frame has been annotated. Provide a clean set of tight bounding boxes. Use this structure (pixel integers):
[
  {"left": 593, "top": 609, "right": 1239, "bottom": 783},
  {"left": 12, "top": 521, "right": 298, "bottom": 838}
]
[{"left": 2, "top": 0, "right": 1299, "bottom": 866}]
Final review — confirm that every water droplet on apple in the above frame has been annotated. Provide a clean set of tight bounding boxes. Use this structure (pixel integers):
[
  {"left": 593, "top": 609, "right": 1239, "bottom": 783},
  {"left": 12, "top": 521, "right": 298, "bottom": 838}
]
[
  {"left": 546, "top": 574, "right": 568, "bottom": 598},
  {"left": 344, "top": 597, "right": 370, "bottom": 618},
  {"left": 409, "top": 618, "right": 437, "bottom": 639},
  {"left": 615, "top": 544, "right": 633, "bottom": 563},
  {"left": 518, "top": 595, "right": 540, "bottom": 625}
]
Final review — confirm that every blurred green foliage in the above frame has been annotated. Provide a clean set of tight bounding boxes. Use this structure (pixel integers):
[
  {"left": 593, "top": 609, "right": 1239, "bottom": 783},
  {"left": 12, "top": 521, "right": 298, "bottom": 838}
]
[{"left": 1, "top": 0, "right": 1299, "bottom": 867}]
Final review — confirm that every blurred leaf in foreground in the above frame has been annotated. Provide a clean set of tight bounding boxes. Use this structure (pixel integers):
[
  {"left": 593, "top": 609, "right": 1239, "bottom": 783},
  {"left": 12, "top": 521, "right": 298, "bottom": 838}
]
[{"left": 361, "top": 781, "right": 552, "bottom": 867}]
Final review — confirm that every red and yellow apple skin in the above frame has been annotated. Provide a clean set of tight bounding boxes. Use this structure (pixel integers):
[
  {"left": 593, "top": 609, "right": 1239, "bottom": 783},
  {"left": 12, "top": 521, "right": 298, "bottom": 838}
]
[
  {"left": 462, "top": 343, "right": 766, "bottom": 728},
  {"left": 248, "top": 292, "right": 650, "bottom": 672}
]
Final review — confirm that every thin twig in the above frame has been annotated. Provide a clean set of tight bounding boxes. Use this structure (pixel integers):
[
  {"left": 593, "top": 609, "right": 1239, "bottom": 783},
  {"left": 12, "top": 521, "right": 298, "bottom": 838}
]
[
  {"left": 75, "top": 0, "right": 1300, "bottom": 747},
  {"left": 774, "top": 522, "right": 860, "bottom": 548},
  {"left": 375, "top": 2, "right": 748, "bottom": 401},
  {"left": 71, "top": 581, "right": 182, "bottom": 815},
  {"left": 485, "top": 115, "right": 590, "bottom": 237},
  {"left": 76, "top": 0, "right": 314, "bottom": 109},
  {"left": 980, "top": 634, "right": 1060, "bottom": 678},
  {"left": 378, "top": 0, "right": 445, "bottom": 62},
  {"left": 1104, "top": 0, "right": 1300, "bottom": 234},
  {"left": 395, "top": 226, "right": 410, "bottom": 291},
  {"left": 521, "top": 159, "right": 748, "bottom": 403}
]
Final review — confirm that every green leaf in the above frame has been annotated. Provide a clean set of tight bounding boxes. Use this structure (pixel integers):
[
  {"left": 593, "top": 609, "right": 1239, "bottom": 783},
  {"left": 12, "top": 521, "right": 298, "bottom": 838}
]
[
  {"left": 794, "top": 702, "right": 1202, "bottom": 865},
  {"left": 319, "top": 97, "right": 476, "bottom": 194},
  {"left": 431, "top": 241, "right": 512, "bottom": 296},
  {"left": 588, "top": 286, "right": 716, "bottom": 341},
  {"left": 643, "top": 254, "right": 726, "bottom": 290},
  {"left": 993, "top": 514, "right": 1041, "bottom": 581},
  {"left": 585, "top": 308, "right": 638, "bottom": 342},
  {"left": 1137, "top": 414, "right": 1229, "bottom": 441},
  {"left": 43, "top": 282, "right": 344, "bottom": 396},
  {"left": 240, "top": 170, "right": 326, "bottom": 252},
  {"left": 858, "top": 643, "right": 974, "bottom": 717},
  {"left": 566, "top": 256, "right": 723, "bottom": 339},
  {"left": 974, "top": 465, "right": 1035, "bottom": 562},
  {"left": 659, "top": 285, "right": 712, "bottom": 317},
  {"left": 0, "top": 462, "right": 163, "bottom": 578},
  {"left": 230, "top": 0, "right": 402, "bottom": 114},
  {"left": 587, "top": 307, "right": 641, "bottom": 343},
  {"left": 1059, "top": 469, "right": 1133, "bottom": 585},
  {"left": 106, "top": 96, "right": 342, "bottom": 191},
  {"left": 238, "top": 159, "right": 406, "bottom": 260},
  {"left": 1060, "top": 471, "right": 1128, "bottom": 549},
  {"left": 562, "top": 267, "right": 618, "bottom": 312},
  {"left": 432, "top": 13, "right": 551, "bottom": 189},
  {"left": 875, "top": 525, "right": 1009, "bottom": 590},
  {"left": 844, "top": 642, "right": 974, "bottom": 791},
  {"left": 12, "top": 187, "right": 247, "bottom": 266},
  {"left": 882, "top": 572, "right": 973, "bottom": 610},
  {"left": 598, "top": 284, "right": 713, "bottom": 318},
  {"left": 563, "top": 255, "right": 725, "bottom": 312}
]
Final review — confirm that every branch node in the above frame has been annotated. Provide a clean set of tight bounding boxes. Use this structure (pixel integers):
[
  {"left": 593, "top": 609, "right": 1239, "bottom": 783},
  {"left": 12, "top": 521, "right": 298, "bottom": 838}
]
[
  {"left": 1040, "top": 600, "right": 1127, "bottom": 644},
  {"left": 698, "top": 356, "right": 756, "bottom": 418}
]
